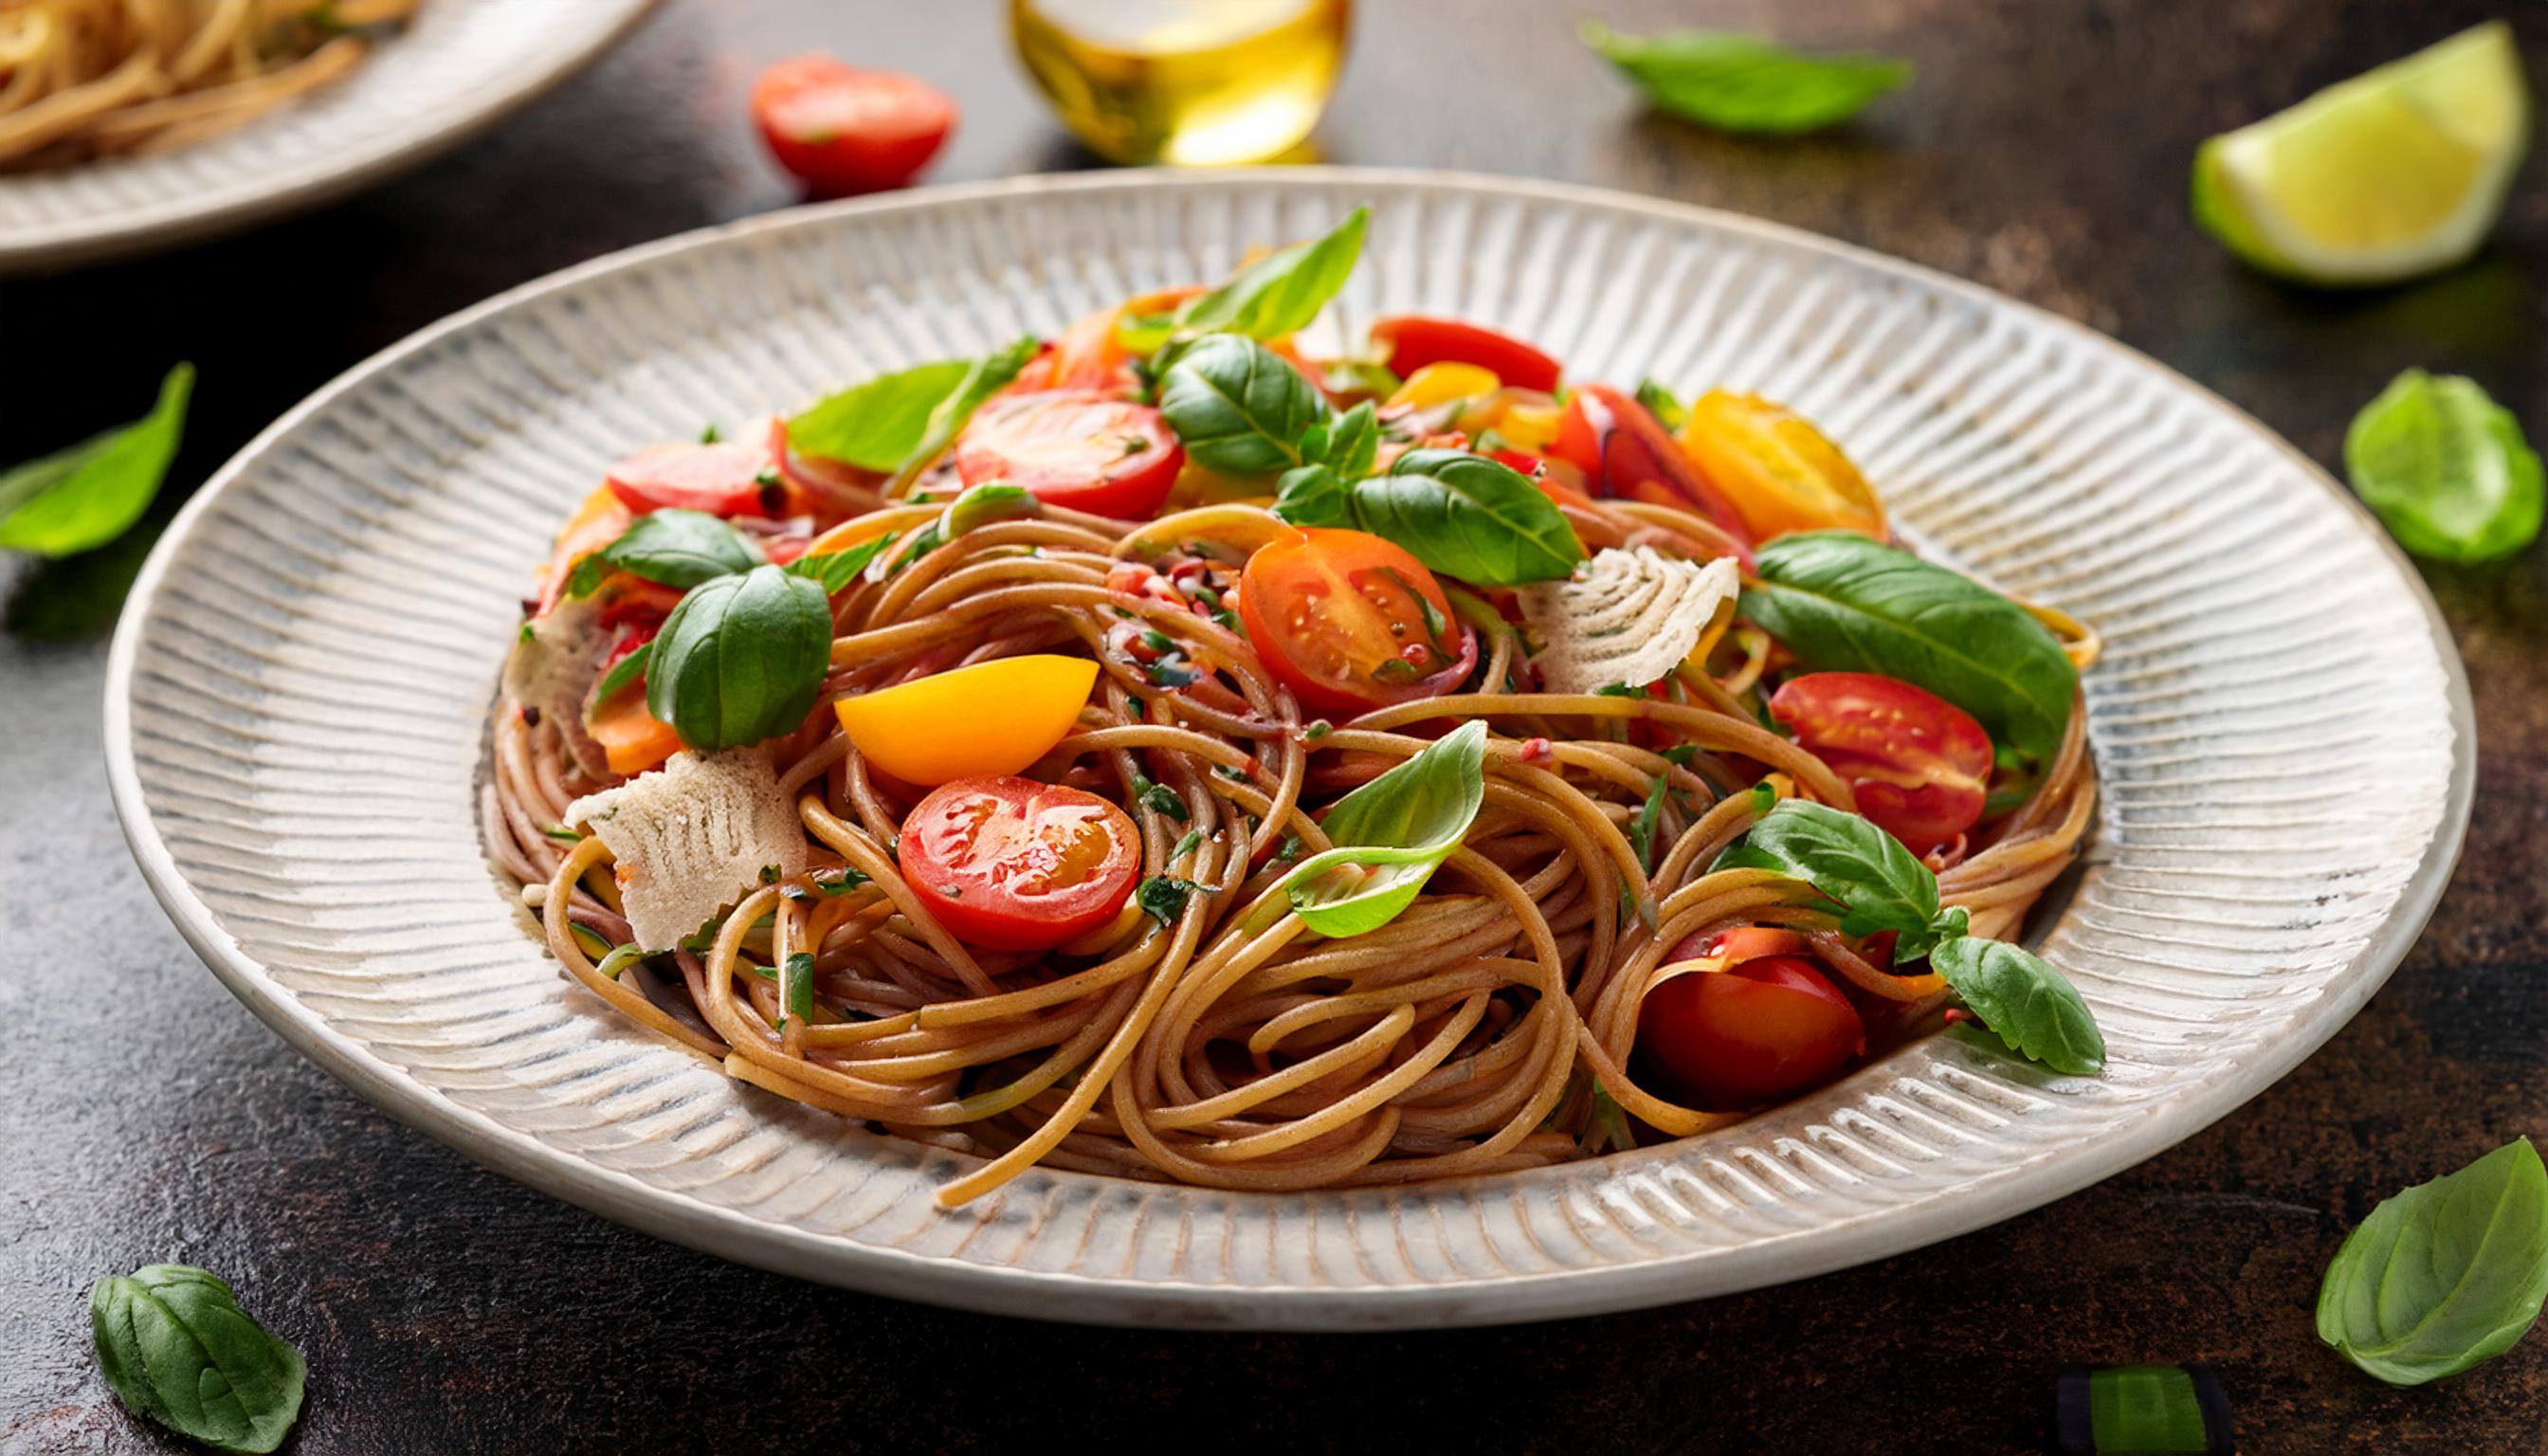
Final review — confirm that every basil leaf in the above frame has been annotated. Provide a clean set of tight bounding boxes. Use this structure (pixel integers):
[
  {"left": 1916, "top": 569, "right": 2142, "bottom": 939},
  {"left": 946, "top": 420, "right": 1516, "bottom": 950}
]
[
  {"left": 1136, "top": 876, "right": 1211, "bottom": 925},
  {"left": 569, "top": 508, "right": 760, "bottom": 597},
  {"left": 1349, "top": 448, "right": 1586, "bottom": 585},
  {"left": 1583, "top": 23, "right": 1911, "bottom": 136},
  {"left": 1635, "top": 377, "right": 1687, "bottom": 431},
  {"left": 0, "top": 363, "right": 192, "bottom": 557},
  {"left": 889, "top": 337, "right": 1040, "bottom": 490},
  {"left": 646, "top": 564, "right": 833, "bottom": 751},
  {"left": 590, "top": 642, "right": 652, "bottom": 710},
  {"left": 1316, "top": 400, "right": 1380, "bottom": 479},
  {"left": 90, "top": 1264, "right": 305, "bottom": 1454},
  {"left": 1930, "top": 936, "right": 2103, "bottom": 1075},
  {"left": 1156, "top": 334, "right": 1333, "bottom": 480},
  {"left": 1718, "top": 798, "right": 1966, "bottom": 956},
  {"left": 1272, "top": 462, "right": 1356, "bottom": 527},
  {"left": 1126, "top": 207, "right": 1370, "bottom": 352},
  {"left": 783, "top": 534, "right": 897, "bottom": 594},
  {"left": 1740, "top": 531, "right": 2079, "bottom": 765},
  {"left": 1631, "top": 773, "right": 1670, "bottom": 872},
  {"left": 941, "top": 480, "right": 1040, "bottom": 535},
  {"left": 1280, "top": 720, "right": 1486, "bottom": 937},
  {"left": 2318, "top": 1138, "right": 2548, "bottom": 1387},
  {"left": 2344, "top": 369, "right": 2544, "bottom": 564},
  {"left": 787, "top": 358, "right": 974, "bottom": 470}
]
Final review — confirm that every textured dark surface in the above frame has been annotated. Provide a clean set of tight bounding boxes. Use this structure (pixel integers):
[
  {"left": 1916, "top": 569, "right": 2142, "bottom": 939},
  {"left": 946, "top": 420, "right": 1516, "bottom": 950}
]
[{"left": 4, "top": 2, "right": 2544, "bottom": 1452}]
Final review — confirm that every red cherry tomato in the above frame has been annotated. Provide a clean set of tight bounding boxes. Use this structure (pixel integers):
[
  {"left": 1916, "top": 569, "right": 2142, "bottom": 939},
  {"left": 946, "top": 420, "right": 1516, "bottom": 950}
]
[
  {"left": 1549, "top": 385, "right": 1756, "bottom": 553},
  {"left": 752, "top": 56, "right": 956, "bottom": 197},
  {"left": 1662, "top": 925, "right": 1811, "bottom": 967},
  {"left": 955, "top": 390, "right": 1185, "bottom": 518},
  {"left": 605, "top": 442, "right": 777, "bottom": 518},
  {"left": 1368, "top": 316, "right": 1562, "bottom": 393},
  {"left": 1238, "top": 528, "right": 1478, "bottom": 718},
  {"left": 1638, "top": 956, "right": 1866, "bottom": 1109},
  {"left": 898, "top": 775, "right": 1141, "bottom": 953},
  {"left": 1769, "top": 672, "right": 1993, "bottom": 854}
]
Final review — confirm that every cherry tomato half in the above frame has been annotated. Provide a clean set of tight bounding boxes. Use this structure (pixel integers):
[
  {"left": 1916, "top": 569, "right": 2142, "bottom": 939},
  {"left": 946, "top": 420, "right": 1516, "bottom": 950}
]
[
  {"left": 1769, "top": 672, "right": 1993, "bottom": 854},
  {"left": 752, "top": 56, "right": 956, "bottom": 197},
  {"left": 1680, "top": 391, "right": 1886, "bottom": 542},
  {"left": 1639, "top": 956, "right": 1866, "bottom": 1109},
  {"left": 1368, "top": 315, "right": 1561, "bottom": 393},
  {"left": 605, "top": 442, "right": 777, "bottom": 518},
  {"left": 898, "top": 775, "right": 1141, "bottom": 953},
  {"left": 955, "top": 390, "right": 1185, "bottom": 518},
  {"left": 1549, "top": 385, "right": 1756, "bottom": 552},
  {"left": 1237, "top": 528, "right": 1478, "bottom": 718},
  {"left": 1662, "top": 925, "right": 1812, "bottom": 968}
]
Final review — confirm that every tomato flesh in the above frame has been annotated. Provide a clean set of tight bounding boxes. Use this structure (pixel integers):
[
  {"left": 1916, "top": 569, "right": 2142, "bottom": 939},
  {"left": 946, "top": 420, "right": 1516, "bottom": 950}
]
[
  {"left": 955, "top": 390, "right": 1185, "bottom": 518},
  {"left": 606, "top": 442, "right": 777, "bottom": 518},
  {"left": 1237, "top": 528, "right": 1477, "bottom": 718},
  {"left": 752, "top": 56, "right": 955, "bottom": 196},
  {"left": 1639, "top": 955, "right": 1866, "bottom": 1109},
  {"left": 1679, "top": 391, "right": 1886, "bottom": 542},
  {"left": 898, "top": 776, "right": 1140, "bottom": 952},
  {"left": 1769, "top": 672, "right": 1993, "bottom": 854},
  {"left": 1550, "top": 384, "right": 1756, "bottom": 553},
  {"left": 1369, "top": 316, "right": 1562, "bottom": 392}
]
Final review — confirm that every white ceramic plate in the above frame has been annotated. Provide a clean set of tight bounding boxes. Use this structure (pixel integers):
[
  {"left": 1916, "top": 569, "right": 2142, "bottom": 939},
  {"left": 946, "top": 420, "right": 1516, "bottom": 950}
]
[
  {"left": 0, "top": 0, "right": 659, "bottom": 274},
  {"left": 106, "top": 170, "right": 2471, "bottom": 1329}
]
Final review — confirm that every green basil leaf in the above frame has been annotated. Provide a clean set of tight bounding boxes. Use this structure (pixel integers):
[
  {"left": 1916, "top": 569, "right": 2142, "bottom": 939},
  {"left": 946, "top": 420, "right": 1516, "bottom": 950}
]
[
  {"left": 1631, "top": 773, "right": 1671, "bottom": 872},
  {"left": 90, "top": 1264, "right": 305, "bottom": 1454},
  {"left": 1717, "top": 798, "right": 1963, "bottom": 956},
  {"left": 783, "top": 534, "right": 898, "bottom": 594},
  {"left": 1316, "top": 399, "right": 1381, "bottom": 479},
  {"left": 0, "top": 363, "right": 192, "bottom": 557},
  {"left": 1348, "top": 448, "right": 1586, "bottom": 585},
  {"left": 889, "top": 336, "right": 1040, "bottom": 490},
  {"left": 787, "top": 358, "right": 974, "bottom": 471},
  {"left": 1128, "top": 207, "right": 1369, "bottom": 352},
  {"left": 1156, "top": 334, "right": 1334, "bottom": 480},
  {"left": 941, "top": 480, "right": 1041, "bottom": 536},
  {"left": 1280, "top": 719, "right": 1487, "bottom": 937},
  {"left": 646, "top": 564, "right": 833, "bottom": 751},
  {"left": 1272, "top": 462, "right": 1356, "bottom": 528},
  {"left": 1583, "top": 23, "right": 1912, "bottom": 136},
  {"left": 1930, "top": 936, "right": 2103, "bottom": 1075},
  {"left": 1137, "top": 875, "right": 1212, "bottom": 925},
  {"left": 1740, "top": 531, "right": 2079, "bottom": 765},
  {"left": 2344, "top": 369, "right": 2544, "bottom": 564},
  {"left": 2318, "top": 1138, "right": 2548, "bottom": 1386},
  {"left": 570, "top": 508, "right": 760, "bottom": 598},
  {"left": 589, "top": 642, "right": 652, "bottom": 713},
  {"left": 1634, "top": 376, "right": 1687, "bottom": 431}
]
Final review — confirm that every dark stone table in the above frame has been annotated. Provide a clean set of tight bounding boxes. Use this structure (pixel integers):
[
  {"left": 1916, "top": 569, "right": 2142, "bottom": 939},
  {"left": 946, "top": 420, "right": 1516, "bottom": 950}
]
[{"left": 5, "top": 3, "right": 2542, "bottom": 1450}]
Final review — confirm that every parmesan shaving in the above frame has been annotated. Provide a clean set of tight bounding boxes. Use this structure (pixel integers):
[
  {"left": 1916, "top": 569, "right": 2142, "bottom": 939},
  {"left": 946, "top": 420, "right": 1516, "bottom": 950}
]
[
  {"left": 563, "top": 749, "right": 809, "bottom": 952},
  {"left": 1519, "top": 547, "right": 1740, "bottom": 695}
]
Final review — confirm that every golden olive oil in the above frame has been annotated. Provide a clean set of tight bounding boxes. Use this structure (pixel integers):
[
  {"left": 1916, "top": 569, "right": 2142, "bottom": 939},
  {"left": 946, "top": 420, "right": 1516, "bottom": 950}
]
[{"left": 1010, "top": 0, "right": 1352, "bottom": 166}]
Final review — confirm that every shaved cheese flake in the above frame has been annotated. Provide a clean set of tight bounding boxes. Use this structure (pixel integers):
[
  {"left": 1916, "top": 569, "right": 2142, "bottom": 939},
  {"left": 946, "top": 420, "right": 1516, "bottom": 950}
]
[
  {"left": 564, "top": 749, "right": 809, "bottom": 952},
  {"left": 1519, "top": 547, "right": 1739, "bottom": 695}
]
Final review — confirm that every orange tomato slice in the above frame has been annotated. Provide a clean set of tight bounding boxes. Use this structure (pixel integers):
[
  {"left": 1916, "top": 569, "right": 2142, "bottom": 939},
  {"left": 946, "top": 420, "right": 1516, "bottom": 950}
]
[{"left": 1678, "top": 391, "right": 1886, "bottom": 542}]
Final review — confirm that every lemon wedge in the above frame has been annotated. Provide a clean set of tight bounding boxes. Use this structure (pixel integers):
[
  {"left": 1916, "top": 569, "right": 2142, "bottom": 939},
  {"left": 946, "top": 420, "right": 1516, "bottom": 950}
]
[{"left": 2193, "top": 23, "right": 2530, "bottom": 286}]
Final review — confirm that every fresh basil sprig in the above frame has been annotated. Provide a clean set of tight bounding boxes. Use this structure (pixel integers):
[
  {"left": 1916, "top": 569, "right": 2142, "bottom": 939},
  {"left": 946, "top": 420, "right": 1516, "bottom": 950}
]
[
  {"left": 1740, "top": 531, "right": 2079, "bottom": 765},
  {"left": 1718, "top": 799, "right": 1967, "bottom": 957},
  {"left": 646, "top": 563, "right": 833, "bottom": 751},
  {"left": 1298, "top": 399, "right": 1380, "bottom": 481},
  {"left": 567, "top": 508, "right": 762, "bottom": 598},
  {"left": 1277, "top": 720, "right": 1487, "bottom": 937},
  {"left": 1156, "top": 334, "right": 1334, "bottom": 479},
  {"left": 1309, "top": 447, "right": 1586, "bottom": 586},
  {"left": 890, "top": 336, "right": 1041, "bottom": 491},
  {"left": 1136, "top": 875, "right": 1211, "bottom": 925},
  {"left": 1929, "top": 937, "right": 2102, "bottom": 1075},
  {"left": 787, "top": 358, "right": 974, "bottom": 471},
  {"left": 2319, "top": 1138, "right": 2548, "bottom": 1386},
  {"left": 783, "top": 533, "right": 899, "bottom": 594},
  {"left": 2344, "top": 368, "right": 2543, "bottom": 563},
  {"left": 1583, "top": 23, "right": 1912, "bottom": 136},
  {"left": 0, "top": 362, "right": 192, "bottom": 557},
  {"left": 91, "top": 1264, "right": 305, "bottom": 1454},
  {"left": 1119, "top": 207, "right": 1370, "bottom": 353}
]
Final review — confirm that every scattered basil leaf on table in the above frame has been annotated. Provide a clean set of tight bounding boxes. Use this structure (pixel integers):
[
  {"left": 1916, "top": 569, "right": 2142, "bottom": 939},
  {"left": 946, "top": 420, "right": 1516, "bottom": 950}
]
[
  {"left": 1739, "top": 530, "right": 2079, "bottom": 765},
  {"left": 2344, "top": 369, "right": 2543, "bottom": 563},
  {"left": 1717, "top": 798, "right": 1966, "bottom": 957},
  {"left": 1119, "top": 206, "right": 1370, "bottom": 353},
  {"left": 1156, "top": 334, "right": 1334, "bottom": 479},
  {"left": 783, "top": 533, "right": 899, "bottom": 594},
  {"left": 91, "top": 1264, "right": 305, "bottom": 1454},
  {"left": 786, "top": 358, "right": 974, "bottom": 470},
  {"left": 2318, "top": 1138, "right": 2548, "bottom": 1387},
  {"left": 567, "top": 508, "right": 761, "bottom": 598},
  {"left": 1583, "top": 23, "right": 1912, "bottom": 136},
  {"left": 1929, "top": 935, "right": 2104, "bottom": 1075},
  {"left": 0, "top": 362, "right": 193, "bottom": 557},
  {"left": 1276, "top": 720, "right": 1487, "bottom": 937},
  {"left": 646, "top": 564, "right": 834, "bottom": 751},
  {"left": 888, "top": 335, "right": 1041, "bottom": 491}
]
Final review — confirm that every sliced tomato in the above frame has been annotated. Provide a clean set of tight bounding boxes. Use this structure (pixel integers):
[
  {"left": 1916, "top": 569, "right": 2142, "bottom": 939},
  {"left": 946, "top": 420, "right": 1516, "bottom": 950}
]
[
  {"left": 1369, "top": 316, "right": 1562, "bottom": 392},
  {"left": 1639, "top": 955, "right": 1866, "bottom": 1109},
  {"left": 1769, "top": 672, "right": 1992, "bottom": 854},
  {"left": 898, "top": 775, "right": 1141, "bottom": 952},
  {"left": 955, "top": 390, "right": 1185, "bottom": 518},
  {"left": 1237, "top": 528, "right": 1478, "bottom": 718},
  {"left": 605, "top": 442, "right": 777, "bottom": 518},
  {"left": 1486, "top": 447, "right": 1546, "bottom": 477},
  {"left": 751, "top": 56, "right": 955, "bottom": 197},
  {"left": 1680, "top": 391, "right": 1885, "bottom": 541},
  {"left": 535, "top": 487, "right": 634, "bottom": 614},
  {"left": 1662, "top": 925, "right": 1811, "bottom": 968},
  {"left": 1550, "top": 385, "right": 1756, "bottom": 553}
]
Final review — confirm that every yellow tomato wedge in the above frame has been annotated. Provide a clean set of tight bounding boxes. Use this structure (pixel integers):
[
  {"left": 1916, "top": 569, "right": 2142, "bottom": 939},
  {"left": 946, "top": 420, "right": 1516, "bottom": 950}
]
[
  {"left": 1385, "top": 362, "right": 1501, "bottom": 411},
  {"left": 834, "top": 655, "right": 1098, "bottom": 786},
  {"left": 1678, "top": 391, "right": 1887, "bottom": 542}
]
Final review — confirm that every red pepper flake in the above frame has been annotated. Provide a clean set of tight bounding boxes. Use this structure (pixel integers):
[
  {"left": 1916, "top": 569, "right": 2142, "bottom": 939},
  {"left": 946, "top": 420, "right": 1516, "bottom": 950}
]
[
  {"left": 1519, "top": 737, "right": 1553, "bottom": 764},
  {"left": 1942, "top": 1008, "right": 1974, "bottom": 1026}
]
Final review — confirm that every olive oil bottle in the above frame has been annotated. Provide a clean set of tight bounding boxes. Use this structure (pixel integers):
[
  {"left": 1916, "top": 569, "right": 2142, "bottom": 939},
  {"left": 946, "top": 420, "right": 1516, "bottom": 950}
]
[{"left": 1010, "top": 0, "right": 1352, "bottom": 166}]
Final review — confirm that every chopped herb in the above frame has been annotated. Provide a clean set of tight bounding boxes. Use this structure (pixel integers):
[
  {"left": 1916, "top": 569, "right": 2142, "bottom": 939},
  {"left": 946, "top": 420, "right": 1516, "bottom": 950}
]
[
  {"left": 1660, "top": 744, "right": 1700, "bottom": 768},
  {"left": 780, "top": 884, "right": 812, "bottom": 903},
  {"left": 753, "top": 962, "right": 777, "bottom": 978},
  {"left": 1634, "top": 377, "right": 1687, "bottom": 431},
  {"left": 1275, "top": 835, "right": 1305, "bottom": 864},
  {"left": 1214, "top": 764, "right": 1250, "bottom": 782},
  {"left": 1304, "top": 720, "right": 1332, "bottom": 741},
  {"left": 1190, "top": 583, "right": 1222, "bottom": 608},
  {"left": 1370, "top": 659, "right": 1424, "bottom": 684},
  {"left": 812, "top": 866, "right": 871, "bottom": 897},
  {"left": 1119, "top": 435, "right": 1152, "bottom": 456},
  {"left": 519, "top": 620, "right": 537, "bottom": 644},
  {"left": 1134, "top": 777, "right": 1190, "bottom": 821},
  {"left": 1596, "top": 682, "right": 1642, "bottom": 698},
  {"left": 1171, "top": 829, "right": 1204, "bottom": 862},
  {"left": 539, "top": 824, "right": 582, "bottom": 845},
  {"left": 1751, "top": 780, "right": 1777, "bottom": 813},
  {"left": 783, "top": 951, "right": 815, "bottom": 1022},
  {"left": 1136, "top": 876, "right": 1211, "bottom": 924},
  {"left": 1144, "top": 659, "right": 1201, "bottom": 688},
  {"left": 594, "top": 944, "right": 647, "bottom": 980},
  {"left": 699, "top": 423, "right": 722, "bottom": 444},
  {"left": 1138, "top": 628, "right": 1177, "bottom": 652},
  {"left": 1211, "top": 609, "right": 1241, "bottom": 631},
  {"left": 1631, "top": 774, "right": 1671, "bottom": 872},
  {"left": 1125, "top": 696, "right": 1146, "bottom": 717},
  {"left": 1109, "top": 606, "right": 1137, "bottom": 619},
  {"left": 758, "top": 864, "right": 781, "bottom": 883}
]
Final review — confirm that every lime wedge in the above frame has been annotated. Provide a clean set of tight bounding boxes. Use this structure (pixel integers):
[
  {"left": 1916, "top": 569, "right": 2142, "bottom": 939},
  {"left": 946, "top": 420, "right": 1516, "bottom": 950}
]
[{"left": 2193, "top": 23, "right": 2530, "bottom": 286}]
